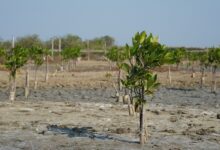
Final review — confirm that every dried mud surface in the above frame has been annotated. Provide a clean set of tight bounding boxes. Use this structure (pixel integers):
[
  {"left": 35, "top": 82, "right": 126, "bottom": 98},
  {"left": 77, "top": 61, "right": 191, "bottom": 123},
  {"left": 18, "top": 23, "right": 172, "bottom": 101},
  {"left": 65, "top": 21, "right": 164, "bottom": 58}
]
[{"left": 0, "top": 61, "right": 220, "bottom": 150}]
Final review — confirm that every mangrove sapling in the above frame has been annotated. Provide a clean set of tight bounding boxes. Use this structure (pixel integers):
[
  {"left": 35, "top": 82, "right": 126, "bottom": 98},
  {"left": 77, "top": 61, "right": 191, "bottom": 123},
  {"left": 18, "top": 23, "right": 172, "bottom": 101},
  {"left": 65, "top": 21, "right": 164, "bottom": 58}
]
[
  {"left": 106, "top": 47, "right": 126, "bottom": 98},
  {"left": 106, "top": 47, "right": 118, "bottom": 78},
  {"left": 211, "top": 66, "right": 217, "bottom": 92},
  {"left": 198, "top": 52, "right": 208, "bottom": 88},
  {"left": 121, "top": 79, "right": 135, "bottom": 116},
  {"left": 0, "top": 48, "right": 5, "bottom": 61},
  {"left": 208, "top": 48, "right": 220, "bottom": 93},
  {"left": 4, "top": 46, "right": 28, "bottom": 101},
  {"left": 30, "top": 46, "right": 44, "bottom": 90},
  {"left": 164, "top": 50, "right": 175, "bottom": 85},
  {"left": 188, "top": 52, "right": 198, "bottom": 78},
  {"left": 61, "top": 47, "right": 81, "bottom": 72},
  {"left": 45, "top": 54, "right": 49, "bottom": 82},
  {"left": 185, "top": 51, "right": 191, "bottom": 72},
  {"left": 172, "top": 47, "right": 186, "bottom": 70},
  {"left": 44, "top": 49, "right": 51, "bottom": 82},
  {"left": 24, "top": 49, "right": 32, "bottom": 98},
  {"left": 122, "top": 31, "right": 166, "bottom": 145},
  {"left": 0, "top": 48, "right": 5, "bottom": 70},
  {"left": 25, "top": 63, "right": 30, "bottom": 98}
]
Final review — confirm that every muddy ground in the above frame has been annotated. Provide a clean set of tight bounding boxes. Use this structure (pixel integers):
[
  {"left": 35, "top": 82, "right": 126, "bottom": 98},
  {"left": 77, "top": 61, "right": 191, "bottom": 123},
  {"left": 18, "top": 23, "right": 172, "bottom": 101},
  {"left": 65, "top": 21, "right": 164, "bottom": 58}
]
[{"left": 0, "top": 61, "right": 220, "bottom": 150}]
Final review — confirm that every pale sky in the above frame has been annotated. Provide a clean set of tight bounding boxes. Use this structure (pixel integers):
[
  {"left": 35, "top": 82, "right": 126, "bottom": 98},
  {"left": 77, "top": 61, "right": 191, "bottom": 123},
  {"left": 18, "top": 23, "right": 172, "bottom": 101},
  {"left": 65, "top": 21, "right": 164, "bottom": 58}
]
[{"left": 0, "top": 0, "right": 220, "bottom": 47}]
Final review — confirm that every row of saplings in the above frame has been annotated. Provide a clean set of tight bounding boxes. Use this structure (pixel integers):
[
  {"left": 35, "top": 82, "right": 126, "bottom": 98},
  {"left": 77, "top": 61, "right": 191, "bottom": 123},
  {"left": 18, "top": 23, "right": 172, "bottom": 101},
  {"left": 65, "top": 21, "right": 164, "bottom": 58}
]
[
  {"left": 107, "top": 42, "right": 220, "bottom": 96},
  {"left": 0, "top": 32, "right": 219, "bottom": 145},
  {"left": 106, "top": 31, "right": 220, "bottom": 145},
  {"left": 0, "top": 44, "right": 81, "bottom": 101}
]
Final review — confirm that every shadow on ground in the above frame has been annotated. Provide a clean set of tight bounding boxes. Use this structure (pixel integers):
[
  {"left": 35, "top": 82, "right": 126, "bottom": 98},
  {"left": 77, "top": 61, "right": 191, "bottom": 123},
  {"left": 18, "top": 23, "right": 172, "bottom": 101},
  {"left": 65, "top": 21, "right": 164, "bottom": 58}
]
[{"left": 47, "top": 124, "right": 139, "bottom": 144}]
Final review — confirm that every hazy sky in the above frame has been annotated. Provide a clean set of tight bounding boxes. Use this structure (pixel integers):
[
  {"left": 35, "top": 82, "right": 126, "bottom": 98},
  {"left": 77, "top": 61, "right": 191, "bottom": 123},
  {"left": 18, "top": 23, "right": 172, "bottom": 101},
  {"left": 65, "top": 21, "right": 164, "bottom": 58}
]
[{"left": 0, "top": 0, "right": 220, "bottom": 47}]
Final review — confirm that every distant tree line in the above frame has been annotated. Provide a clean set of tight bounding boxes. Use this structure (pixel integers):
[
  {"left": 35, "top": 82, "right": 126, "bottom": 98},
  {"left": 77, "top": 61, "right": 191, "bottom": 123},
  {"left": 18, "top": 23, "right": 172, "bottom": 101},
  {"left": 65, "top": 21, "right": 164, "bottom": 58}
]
[{"left": 0, "top": 34, "right": 115, "bottom": 50}]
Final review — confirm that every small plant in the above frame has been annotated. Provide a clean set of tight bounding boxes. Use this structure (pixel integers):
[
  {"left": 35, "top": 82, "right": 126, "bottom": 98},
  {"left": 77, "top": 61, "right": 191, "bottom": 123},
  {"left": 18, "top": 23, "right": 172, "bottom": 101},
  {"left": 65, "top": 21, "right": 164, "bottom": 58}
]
[
  {"left": 106, "top": 47, "right": 127, "bottom": 94},
  {"left": 122, "top": 31, "right": 166, "bottom": 144},
  {"left": 208, "top": 48, "right": 220, "bottom": 93},
  {"left": 164, "top": 50, "right": 175, "bottom": 85},
  {"left": 163, "top": 48, "right": 186, "bottom": 85},
  {"left": 0, "top": 47, "right": 5, "bottom": 64},
  {"left": 106, "top": 46, "right": 118, "bottom": 71},
  {"left": 188, "top": 52, "right": 199, "bottom": 78},
  {"left": 61, "top": 47, "right": 81, "bottom": 71},
  {"left": 173, "top": 48, "right": 186, "bottom": 70},
  {"left": 30, "top": 46, "right": 44, "bottom": 89},
  {"left": 198, "top": 52, "right": 208, "bottom": 88},
  {"left": 4, "top": 46, "right": 28, "bottom": 101},
  {"left": 44, "top": 48, "right": 51, "bottom": 82}
]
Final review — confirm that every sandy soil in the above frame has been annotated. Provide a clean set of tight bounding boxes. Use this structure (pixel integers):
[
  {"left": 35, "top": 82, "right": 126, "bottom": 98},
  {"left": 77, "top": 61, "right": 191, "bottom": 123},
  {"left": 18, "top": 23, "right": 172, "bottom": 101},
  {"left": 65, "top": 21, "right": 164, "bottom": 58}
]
[{"left": 0, "top": 61, "right": 220, "bottom": 150}]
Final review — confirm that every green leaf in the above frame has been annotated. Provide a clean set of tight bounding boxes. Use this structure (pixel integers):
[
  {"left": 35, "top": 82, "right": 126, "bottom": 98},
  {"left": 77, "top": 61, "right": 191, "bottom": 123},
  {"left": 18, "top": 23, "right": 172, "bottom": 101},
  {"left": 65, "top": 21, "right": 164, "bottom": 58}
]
[
  {"left": 150, "top": 36, "right": 159, "bottom": 43},
  {"left": 139, "top": 31, "right": 146, "bottom": 44}
]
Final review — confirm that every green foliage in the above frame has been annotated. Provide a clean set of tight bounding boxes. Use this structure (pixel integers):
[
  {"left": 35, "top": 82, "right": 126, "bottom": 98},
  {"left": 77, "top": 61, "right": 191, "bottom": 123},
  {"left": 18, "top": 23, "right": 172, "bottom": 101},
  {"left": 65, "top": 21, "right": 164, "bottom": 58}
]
[
  {"left": 106, "top": 47, "right": 126, "bottom": 62},
  {"left": 122, "top": 31, "right": 166, "bottom": 102},
  {"left": 144, "top": 74, "right": 160, "bottom": 95},
  {"left": 61, "top": 47, "right": 81, "bottom": 61},
  {"left": 5, "top": 46, "right": 28, "bottom": 77},
  {"left": 43, "top": 48, "right": 52, "bottom": 56},
  {"left": 61, "top": 34, "right": 82, "bottom": 49},
  {"left": 85, "top": 36, "right": 115, "bottom": 49},
  {"left": 164, "top": 48, "right": 186, "bottom": 65},
  {"left": 0, "top": 48, "right": 6, "bottom": 64},
  {"left": 130, "top": 32, "right": 166, "bottom": 70},
  {"left": 16, "top": 34, "right": 43, "bottom": 49},
  {"left": 188, "top": 51, "right": 199, "bottom": 62},
  {"left": 208, "top": 47, "right": 220, "bottom": 68},
  {"left": 0, "top": 47, "right": 5, "bottom": 57},
  {"left": 101, "top": 35, "right": 115, "bottom": 48},
  {"left": 29, "top": 46, "right": 44, "bottom": 66},
  {"left": 163, "top": 50, "right": 175, "bottom": 64},
  {"left": 198, "top": 51, "right": 208, "bottom": 66},
  {"left": 106, "top": 47, "right": 118, "bottom": 62},
  {"left": 0, "top": 41, "right": 11, "bottom": 49},
  {"left": 173, "top": 48, "right": 186, "bottom": 64}
]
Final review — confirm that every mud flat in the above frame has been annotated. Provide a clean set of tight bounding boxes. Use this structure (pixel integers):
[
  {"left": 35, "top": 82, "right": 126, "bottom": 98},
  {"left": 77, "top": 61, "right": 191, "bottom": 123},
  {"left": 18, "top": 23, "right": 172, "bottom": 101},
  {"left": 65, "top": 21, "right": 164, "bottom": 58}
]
[
  {"left": 0, "top": 61, "right": 219, "bottom": 149},
  {"left": 0, "top": 85, "right": 219, "bottom": 108},
  {"left": 0, "top": 86, "right": 219, "bottom": 150}
]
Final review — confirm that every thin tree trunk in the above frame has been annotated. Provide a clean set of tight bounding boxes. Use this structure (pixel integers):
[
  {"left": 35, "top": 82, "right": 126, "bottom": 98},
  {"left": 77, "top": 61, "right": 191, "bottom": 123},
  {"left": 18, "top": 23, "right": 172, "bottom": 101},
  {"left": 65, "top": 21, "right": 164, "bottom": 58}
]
[
  {"left": 25, "top": 67, "right": 29, "bottom": 98},
  {"left": 118, "top": 69, "right": 122, "bottom": 92},
  {"left": 124, "top": 89, "right": 134, "bottom": 116},
  {"left": 34, "top": 66, "right": 38, "bottom": 90},
  {"left": 186, "top": 56, "right": 189, "bottom": 71},
  {"left": 87, "top": 41, "right": 90, "bottom": 61},
  {"left": 140, "top": 103, "right": 145, "bottom": 145},
  {"left": 140, "top": 86, "right": 145, "bottom": 145},
  {"left": 211, "top": 66, "right": 217, "bottom": 93},
  {"left": 45, "top": 55, "right": 49, "bottom": 82},
  {"left": 130, "top": 88, "right": 135, "bottom": 114},
  {"left": 187, "top": 63, "right": 190, "bottom": 72},
  {"left": 130, "top": 88, "right": 134, "bottom": 105},
  {"left": 61, "top": 60, "right": 64, "bottom": 72},
  {"left": 168, "top": 65, "right": 172, "bottom": 85},
  {"left": 9, "top": 74, "right": 16, "bottom": 101},
  {"left": 127, "top": 95, "right": 133, "bottom": 116},
  {"left": 87, "top": 51, "right": 90, "bottom": 61},
  {"left": 51, "top": 39, "right": 54, "bottom": 60},
  {"left": 74, "top": 60, "right": 77, "bottom": 69},
  {"left": 191, "top": 62, "right": 196, "bottom": 78},
  {"left": 200, "top": 66, "right": 205, "bottom": 88}
]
